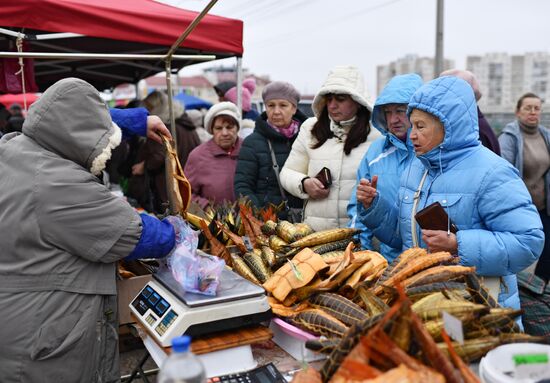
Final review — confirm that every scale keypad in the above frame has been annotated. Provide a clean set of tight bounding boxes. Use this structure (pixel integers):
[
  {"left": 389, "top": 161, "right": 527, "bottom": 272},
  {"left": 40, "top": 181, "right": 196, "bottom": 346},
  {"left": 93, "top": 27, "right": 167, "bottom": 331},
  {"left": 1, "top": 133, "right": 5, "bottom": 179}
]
[
  {"left": 156, "top": 309, "right": 178, "bottom": 336},
  {"left": 145, "top": 313, "right": 157, "bottom": 326}
]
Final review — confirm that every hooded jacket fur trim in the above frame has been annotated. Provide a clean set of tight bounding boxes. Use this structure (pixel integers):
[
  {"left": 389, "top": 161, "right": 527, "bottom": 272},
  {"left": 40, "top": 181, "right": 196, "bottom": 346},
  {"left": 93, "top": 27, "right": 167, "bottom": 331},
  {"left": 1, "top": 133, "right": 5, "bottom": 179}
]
[{"left": 90, "top": 122, "right": 122, "bottom": 176}]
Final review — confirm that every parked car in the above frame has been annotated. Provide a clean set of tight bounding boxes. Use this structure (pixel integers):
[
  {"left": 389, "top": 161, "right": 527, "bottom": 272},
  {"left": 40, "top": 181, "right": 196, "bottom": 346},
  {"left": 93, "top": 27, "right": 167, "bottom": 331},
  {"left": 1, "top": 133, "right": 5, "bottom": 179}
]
[
  {"left": 251, "top": 99, "right": 314, "bottom": 118},
  {"left": 297, "top": 99, "right": 313, "bottom": 118}
]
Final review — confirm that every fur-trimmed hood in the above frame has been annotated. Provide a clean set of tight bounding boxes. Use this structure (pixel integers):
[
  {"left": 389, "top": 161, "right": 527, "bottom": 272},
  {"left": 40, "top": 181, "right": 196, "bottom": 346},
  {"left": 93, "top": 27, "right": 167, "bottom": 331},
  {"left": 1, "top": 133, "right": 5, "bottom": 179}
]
[
  {"left": 22, "top": 78, "right": 121, "bottom": 175},
  {"left": 313, "top": 65, "right": 373, "bottom": 117}
]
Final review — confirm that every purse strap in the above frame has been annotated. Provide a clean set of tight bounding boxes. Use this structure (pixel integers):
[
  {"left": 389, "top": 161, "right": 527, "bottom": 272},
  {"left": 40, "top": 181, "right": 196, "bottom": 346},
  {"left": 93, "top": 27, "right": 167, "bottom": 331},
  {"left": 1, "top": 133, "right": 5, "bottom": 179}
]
[{"left": 267, "top": 139, "right": 287, "bottom": 200}]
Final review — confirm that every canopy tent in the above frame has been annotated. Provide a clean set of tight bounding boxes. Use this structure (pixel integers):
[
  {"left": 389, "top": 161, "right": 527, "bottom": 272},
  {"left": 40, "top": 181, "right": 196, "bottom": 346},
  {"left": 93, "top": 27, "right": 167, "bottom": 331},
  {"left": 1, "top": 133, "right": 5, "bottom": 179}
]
[
  {"left": 0, "top": 93, "right": 40, "bottom": 108},
  {"left": 174, "top": 92, "right": 213, "bottom": 110},
  {"left": 0, "top": 0, "right": 243, "bottom": 92}
]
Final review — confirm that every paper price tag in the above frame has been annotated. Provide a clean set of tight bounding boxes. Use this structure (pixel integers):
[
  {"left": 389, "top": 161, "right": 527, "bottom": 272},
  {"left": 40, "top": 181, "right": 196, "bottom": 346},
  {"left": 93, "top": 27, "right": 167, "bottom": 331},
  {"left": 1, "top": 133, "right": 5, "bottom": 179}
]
[
  {"left": 287, "top": 260, "right": 303, "bottom": 281},
  {"left": 514, "top": 353, "right": 550, "bottom": 380},
  {"left": 442, "top": 311, "right": 464, "bottom": 345}
]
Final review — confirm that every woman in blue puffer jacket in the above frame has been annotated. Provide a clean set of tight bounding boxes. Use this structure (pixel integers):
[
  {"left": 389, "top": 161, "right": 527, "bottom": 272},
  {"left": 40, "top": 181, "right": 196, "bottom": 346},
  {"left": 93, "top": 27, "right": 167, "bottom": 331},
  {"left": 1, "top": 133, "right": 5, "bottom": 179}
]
[
  {"left": 348, "top": 73, "right": 423, "bottom": 262},
  {"left": 356, "top": 76, "right": 544, "bottom": 309}
]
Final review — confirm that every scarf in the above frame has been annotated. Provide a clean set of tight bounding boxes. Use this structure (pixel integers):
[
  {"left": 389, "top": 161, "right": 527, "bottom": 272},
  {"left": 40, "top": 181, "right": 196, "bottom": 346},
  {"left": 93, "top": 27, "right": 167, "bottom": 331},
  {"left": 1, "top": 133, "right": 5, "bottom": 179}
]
[
  {"left": 268, "top": 119, "right": 300, "bottom": 138},
  {"left": 330, "top": 115, "right": 357, "bottom": 142}
]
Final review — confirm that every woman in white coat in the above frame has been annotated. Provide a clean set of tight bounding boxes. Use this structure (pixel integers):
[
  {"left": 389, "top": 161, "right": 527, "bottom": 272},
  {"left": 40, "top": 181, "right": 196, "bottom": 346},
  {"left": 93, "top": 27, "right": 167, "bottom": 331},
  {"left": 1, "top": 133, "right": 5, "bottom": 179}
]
[{"left": 280, "top": 66, "right": 380, "bottom": 230}]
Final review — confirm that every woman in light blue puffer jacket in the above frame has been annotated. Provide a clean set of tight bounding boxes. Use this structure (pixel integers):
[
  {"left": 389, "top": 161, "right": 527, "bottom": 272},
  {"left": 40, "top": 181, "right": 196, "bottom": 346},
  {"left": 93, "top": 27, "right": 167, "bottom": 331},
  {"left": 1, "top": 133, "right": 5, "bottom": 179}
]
[
  {"left": 356, "top": 76, "right": 544, "bottom": 309},
  {"left": 348, "top": 73, "right": 423, "bottom": 262}
]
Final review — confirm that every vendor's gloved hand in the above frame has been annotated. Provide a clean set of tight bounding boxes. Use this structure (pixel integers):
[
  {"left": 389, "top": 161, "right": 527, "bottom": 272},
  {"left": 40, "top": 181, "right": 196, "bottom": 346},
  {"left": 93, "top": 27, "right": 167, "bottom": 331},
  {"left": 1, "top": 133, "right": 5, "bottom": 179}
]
[{"left": 164, "top": 215, "right": 188, "bottom": 245}]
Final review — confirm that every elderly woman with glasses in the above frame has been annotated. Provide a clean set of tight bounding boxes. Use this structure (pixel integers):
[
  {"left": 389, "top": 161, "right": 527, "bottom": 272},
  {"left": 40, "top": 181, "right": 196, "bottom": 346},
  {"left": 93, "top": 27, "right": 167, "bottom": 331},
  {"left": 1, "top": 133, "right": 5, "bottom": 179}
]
[
  {"left": 499, "top": 93, "right": 550, "bottom": 334},
  {"left": 279, "top": 66, "right": 380, "bottom": 230}
]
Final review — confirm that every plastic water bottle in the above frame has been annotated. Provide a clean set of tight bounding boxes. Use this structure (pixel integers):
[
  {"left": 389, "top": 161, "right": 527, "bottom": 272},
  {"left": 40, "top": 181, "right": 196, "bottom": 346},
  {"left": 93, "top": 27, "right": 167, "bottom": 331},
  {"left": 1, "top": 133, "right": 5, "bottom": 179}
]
[{"left": 157, "top": 335, "right": 206, "bottom": 383}]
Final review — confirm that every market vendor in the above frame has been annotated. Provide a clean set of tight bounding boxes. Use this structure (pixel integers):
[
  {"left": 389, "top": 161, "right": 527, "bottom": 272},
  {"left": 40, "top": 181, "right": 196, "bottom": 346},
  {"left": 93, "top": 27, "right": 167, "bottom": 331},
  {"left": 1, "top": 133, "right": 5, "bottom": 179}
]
[
  {"left": 0, "top": 78, "right": 180, "bottom": 382},
  {"left": 356, "top": 76, "right": 544, "bottom": 310}
]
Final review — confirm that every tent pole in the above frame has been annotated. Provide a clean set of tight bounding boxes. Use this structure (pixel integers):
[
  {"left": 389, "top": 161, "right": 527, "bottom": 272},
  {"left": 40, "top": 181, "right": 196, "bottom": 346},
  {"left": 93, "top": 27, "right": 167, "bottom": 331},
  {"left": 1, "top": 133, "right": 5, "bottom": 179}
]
[
  {"left": 165, "top": 0, "right": 219, "bottom": 61},
  {"left": 236, "top": 57, "right": 243, "bottom": 114},
  {"left": 165, "top": 61, "right": 177, "bottom": 145},
  {"left": 164, "top": 0, "right": 219, "bottom": 214},
  {"left": 165, "top": 0, "right": 220, "bottom": 148}
]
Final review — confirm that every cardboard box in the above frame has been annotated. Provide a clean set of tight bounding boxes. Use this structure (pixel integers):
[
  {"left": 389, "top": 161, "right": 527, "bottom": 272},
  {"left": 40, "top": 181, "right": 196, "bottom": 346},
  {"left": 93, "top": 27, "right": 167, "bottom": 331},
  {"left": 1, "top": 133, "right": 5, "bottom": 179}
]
[
  {"left": 117, "top": 260, "right": 156, "bottom": 325},
  {"left": 117, "top": 274, "right": 152, "bottom": 325}
]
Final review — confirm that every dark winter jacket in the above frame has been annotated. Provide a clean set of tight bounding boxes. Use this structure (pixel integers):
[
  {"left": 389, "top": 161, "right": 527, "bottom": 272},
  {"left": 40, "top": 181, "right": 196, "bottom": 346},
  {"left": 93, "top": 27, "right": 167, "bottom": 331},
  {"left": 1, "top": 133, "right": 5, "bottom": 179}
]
[
  {"left": 478, "top": 107, "right": 500, "bottom": 155},
  {"left": 234, "top": 110, "right": 308, "bottom": 212}
]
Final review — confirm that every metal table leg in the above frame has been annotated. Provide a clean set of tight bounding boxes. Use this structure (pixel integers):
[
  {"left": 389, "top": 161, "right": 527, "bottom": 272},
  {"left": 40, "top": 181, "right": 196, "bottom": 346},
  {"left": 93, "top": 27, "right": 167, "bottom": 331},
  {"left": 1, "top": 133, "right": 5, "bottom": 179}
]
[{"left": 121, "top": 350, "right": 159, "bottom": 383}]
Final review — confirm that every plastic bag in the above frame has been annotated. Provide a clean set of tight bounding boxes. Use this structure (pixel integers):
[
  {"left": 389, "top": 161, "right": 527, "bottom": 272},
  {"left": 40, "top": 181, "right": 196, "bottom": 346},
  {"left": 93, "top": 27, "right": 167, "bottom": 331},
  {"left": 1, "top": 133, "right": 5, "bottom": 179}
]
[{"left": 167, "top": 218, "right": 225, "bottom": 296}]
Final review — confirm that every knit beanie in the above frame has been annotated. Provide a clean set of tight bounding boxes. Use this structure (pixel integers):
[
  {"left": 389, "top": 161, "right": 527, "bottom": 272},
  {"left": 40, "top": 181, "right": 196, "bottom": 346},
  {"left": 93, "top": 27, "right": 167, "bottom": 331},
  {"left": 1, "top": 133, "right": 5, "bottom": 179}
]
[
  {"left": 312, "top": 65, "right": 373, "bottom": 118},
  {"left": 204, "top": 102, "right": 241, "bottom": 134},
  {"left": 262, "top": 81, "right": 300, "bottom": 107},
  {"left": 213, "top": 81, "right": 236, "bottom": 97},
  {"left": 224, "top": 78, "right": 256, "bottom": 112}
]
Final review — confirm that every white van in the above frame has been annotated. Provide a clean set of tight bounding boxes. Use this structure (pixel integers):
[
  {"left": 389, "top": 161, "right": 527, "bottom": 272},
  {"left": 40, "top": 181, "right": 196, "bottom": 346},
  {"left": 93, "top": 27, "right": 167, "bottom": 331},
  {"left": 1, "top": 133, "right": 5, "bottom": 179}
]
[{"left": 251, "top": 99, "right": 314, "bottom": 118}]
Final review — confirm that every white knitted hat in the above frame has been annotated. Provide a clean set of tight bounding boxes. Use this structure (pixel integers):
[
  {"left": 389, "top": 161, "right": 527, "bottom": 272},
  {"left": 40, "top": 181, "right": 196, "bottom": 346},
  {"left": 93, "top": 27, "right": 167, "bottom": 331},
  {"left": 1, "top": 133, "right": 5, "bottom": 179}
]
[{"left": 204, "top": 102, "right": 241, "bottom": 134}]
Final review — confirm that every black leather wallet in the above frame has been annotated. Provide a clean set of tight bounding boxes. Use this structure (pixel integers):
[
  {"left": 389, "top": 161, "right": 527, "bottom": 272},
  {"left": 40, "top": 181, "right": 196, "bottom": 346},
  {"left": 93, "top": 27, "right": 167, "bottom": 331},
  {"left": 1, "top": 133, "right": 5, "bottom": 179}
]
[
  {"left": 414, "top": 201, "right": 458, "bottom": 233},
  {"left": 314, "top": 167, "right": 332, "bottom": 189}
]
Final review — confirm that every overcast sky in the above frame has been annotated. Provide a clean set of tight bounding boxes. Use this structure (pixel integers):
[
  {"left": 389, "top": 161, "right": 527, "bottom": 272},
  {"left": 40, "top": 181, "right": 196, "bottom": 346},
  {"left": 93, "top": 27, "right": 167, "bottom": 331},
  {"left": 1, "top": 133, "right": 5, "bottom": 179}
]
[{"left": 158, "top": 0, "right": 550, "bottom": 97}]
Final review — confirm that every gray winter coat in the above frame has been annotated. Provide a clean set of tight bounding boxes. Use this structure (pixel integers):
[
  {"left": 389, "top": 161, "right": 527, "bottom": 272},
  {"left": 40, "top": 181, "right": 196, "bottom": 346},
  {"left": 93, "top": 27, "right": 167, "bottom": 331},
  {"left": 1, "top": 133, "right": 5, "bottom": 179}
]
[
  {"left": 499, "top": 120, "right": 550, "bottom": 215},
  {"left": 0, "top": 78, "right": 142, "bottom": 382}
]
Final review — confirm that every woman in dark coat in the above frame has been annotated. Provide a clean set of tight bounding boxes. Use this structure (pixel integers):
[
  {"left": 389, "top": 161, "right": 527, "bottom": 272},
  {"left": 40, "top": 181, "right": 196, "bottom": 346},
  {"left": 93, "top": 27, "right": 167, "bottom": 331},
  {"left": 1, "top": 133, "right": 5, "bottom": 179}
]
[{"left": 234, "top": 81, "right": 308, "bottom": 218}]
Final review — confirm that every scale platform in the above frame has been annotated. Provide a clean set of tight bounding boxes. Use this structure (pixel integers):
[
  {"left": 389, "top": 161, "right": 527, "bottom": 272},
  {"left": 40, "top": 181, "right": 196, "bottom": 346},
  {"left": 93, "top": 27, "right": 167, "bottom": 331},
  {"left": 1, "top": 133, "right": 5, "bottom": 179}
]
[{"left": 130, "top": 267, "right": 272, "bottom": 347}]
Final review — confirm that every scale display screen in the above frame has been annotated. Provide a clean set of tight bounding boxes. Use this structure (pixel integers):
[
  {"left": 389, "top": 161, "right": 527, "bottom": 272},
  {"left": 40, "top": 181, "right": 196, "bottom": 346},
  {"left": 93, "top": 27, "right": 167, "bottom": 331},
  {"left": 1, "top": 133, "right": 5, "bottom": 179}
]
[{"left": 132, "top": 285, "right": 172, "bottom": 319}]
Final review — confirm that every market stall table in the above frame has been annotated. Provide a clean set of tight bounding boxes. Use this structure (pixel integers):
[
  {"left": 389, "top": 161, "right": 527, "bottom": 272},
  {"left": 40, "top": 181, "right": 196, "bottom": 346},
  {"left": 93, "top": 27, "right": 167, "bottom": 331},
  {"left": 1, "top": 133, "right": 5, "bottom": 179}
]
[{"left": 127, "top": 322, "right": 323, "bottom": 382}]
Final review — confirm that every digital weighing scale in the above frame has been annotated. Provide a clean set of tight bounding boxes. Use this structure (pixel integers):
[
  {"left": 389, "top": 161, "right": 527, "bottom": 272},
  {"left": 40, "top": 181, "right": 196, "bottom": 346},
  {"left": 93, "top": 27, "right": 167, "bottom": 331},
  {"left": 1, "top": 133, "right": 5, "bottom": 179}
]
[{"left": 130, "top": 267, "right": 272, "bottom": 347}]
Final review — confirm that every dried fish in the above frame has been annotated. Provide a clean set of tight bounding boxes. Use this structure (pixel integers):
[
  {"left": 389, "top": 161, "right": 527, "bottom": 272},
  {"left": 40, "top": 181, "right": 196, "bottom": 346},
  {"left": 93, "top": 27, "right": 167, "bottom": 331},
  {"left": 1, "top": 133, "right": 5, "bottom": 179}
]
[{"left": 309, "top": 293, "right": 368, "bottom": 326}]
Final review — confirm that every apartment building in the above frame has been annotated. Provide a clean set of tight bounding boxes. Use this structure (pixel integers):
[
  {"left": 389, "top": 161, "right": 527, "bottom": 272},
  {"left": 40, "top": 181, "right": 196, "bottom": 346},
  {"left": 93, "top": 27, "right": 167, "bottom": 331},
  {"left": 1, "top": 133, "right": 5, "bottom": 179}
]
[
  {"left": 376, "top": 54, "right": 455, "bottom": 95},
  {"left": 467, "top": 52, "right": 550, "bottom": 114}
]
